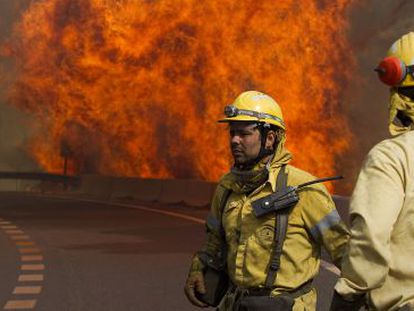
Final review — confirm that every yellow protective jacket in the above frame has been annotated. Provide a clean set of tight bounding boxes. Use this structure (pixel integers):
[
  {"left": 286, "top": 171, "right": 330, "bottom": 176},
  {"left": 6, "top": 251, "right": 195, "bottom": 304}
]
[
  {"left": 195, "top": 146, "right": 349, "bottom": 310},
  {"left": 335, "top": 131, "right": 414, "bottom": 310}
]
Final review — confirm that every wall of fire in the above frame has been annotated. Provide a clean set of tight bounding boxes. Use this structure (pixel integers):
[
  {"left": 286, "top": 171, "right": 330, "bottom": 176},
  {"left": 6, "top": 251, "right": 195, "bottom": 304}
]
[{"left": 0, "top": 0, "right": 413, "bottom": 195}]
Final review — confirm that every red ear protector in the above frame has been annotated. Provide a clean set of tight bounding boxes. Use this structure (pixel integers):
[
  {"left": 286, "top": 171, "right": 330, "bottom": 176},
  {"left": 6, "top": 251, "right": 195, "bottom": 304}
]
[{"left": 375, "top": 56, "right": 414, "bottom": 86}]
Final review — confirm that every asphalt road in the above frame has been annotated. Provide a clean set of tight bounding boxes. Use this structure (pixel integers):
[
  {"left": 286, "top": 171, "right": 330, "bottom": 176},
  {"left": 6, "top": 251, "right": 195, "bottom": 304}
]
[{"left": 0, "top": 192, "right": 338, "bottom": 311}]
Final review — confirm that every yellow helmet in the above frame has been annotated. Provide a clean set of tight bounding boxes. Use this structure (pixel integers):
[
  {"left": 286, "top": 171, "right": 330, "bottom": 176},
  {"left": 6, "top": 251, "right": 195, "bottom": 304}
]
[
  {"left": 378, "top": 32, "right": 414, "bottom": 87},
  {"left": 218, "top": 91, "right": 285, "bottom": 129}
]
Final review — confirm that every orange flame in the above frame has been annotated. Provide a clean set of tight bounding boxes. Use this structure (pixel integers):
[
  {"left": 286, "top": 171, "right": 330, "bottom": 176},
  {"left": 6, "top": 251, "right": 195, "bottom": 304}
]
[{"left": 3, "top": 0, "right": 355, "bottom": 189}]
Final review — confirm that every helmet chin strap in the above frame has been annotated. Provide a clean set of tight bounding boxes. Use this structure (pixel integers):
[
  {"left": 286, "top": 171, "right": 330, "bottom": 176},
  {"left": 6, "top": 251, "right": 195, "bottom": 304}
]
[{"left": 235, "top": 124, "right": 275, "bottom": 170}]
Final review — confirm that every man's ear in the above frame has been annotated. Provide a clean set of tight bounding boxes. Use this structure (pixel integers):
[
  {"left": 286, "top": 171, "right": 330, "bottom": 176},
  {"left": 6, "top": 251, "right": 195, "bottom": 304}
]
[{"left": 265, "top": 131, "right": 276, "bottom": 150}]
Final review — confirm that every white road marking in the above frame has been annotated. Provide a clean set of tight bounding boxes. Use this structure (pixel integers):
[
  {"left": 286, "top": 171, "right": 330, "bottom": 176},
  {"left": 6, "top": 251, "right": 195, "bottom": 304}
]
[
  {"left": 53, "top": 196, "right": 205, "bottom": 224},
  {"left": 3, "top": 300, "right": 37, "bottom": 310},
  {"left": 15, "top": 241, "right": 36, "bottom": 247},
  {"left": 20, "top": 264, "right": 45, "bottom": 271},
  {"left": 12, "top": 286, "right": 42, "bottom": 295},
  {"left": 5, "top": 230, "right": 25, "bottom": 235},
  {"left": 0, "top": 219, "right": 45, "bottom": 311},
  {"left": 18, "top": 274, "right": 44, "bottom": 282},
  {"left": 0, "top": 225, "right": 18, "bottom": 230},
  {"left": 18, "top": 248, "right": 41, "bottom": 254},
  {"left": 21, "top": 255, "right": 43, "bottom": 262},
  {"left": 10, "top": 235, "right": 30, "bottom": 240}
]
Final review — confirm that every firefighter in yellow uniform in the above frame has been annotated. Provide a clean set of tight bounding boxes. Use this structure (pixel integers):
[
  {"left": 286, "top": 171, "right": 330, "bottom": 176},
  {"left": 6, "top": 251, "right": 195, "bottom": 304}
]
[
  {"left": 330, "top": 33, "right": 414, "bottom": 311},
  {"left": 184, "top": 91, "right": 349, "bottom": 310}
]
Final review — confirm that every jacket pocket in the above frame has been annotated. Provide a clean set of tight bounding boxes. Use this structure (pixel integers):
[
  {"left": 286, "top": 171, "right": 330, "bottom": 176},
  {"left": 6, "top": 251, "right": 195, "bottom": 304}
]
[{"left": 254, "top": 224, "right": 274, "bottom": 249}]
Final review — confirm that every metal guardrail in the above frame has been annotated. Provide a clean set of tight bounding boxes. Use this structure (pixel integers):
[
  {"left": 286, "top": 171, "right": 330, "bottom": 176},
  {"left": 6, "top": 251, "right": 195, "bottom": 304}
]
[{"left": 0, "top": 172, "right": 80, "bottom": 185}]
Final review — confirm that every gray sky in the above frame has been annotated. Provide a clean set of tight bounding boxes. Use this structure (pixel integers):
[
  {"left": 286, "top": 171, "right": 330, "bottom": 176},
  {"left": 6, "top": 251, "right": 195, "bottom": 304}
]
[{"left": 0, "top": 0, "right": 36, "bottom": 172}]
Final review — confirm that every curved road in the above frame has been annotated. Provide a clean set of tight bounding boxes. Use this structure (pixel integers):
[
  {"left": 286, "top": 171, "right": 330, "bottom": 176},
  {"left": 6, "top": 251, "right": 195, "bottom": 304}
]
[{"left": 0, "top": 192, "right": 338, "bottom": 310}]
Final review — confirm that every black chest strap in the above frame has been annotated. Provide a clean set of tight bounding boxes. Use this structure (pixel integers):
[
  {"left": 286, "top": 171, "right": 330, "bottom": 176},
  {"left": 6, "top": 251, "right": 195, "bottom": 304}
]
[{"left": 265, "top": 164, "right": 289, "bottom": 288}]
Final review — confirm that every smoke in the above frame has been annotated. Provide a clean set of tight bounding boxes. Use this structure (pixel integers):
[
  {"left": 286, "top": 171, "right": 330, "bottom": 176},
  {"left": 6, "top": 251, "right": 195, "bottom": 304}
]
[
  {"left": 338, "top": 0, "right": 414, "bottom": 193},
  {"left": 0, "top": 0, "right": 40, "bottom": 172}
]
